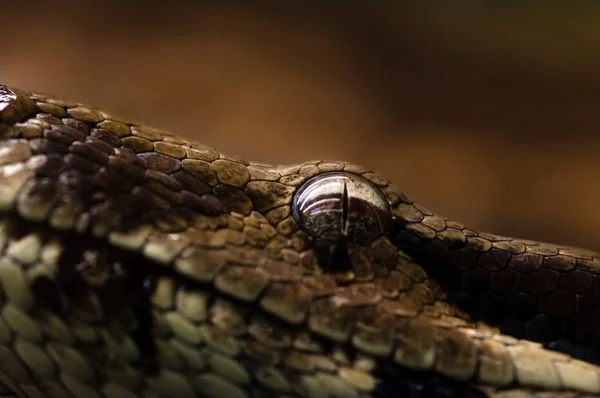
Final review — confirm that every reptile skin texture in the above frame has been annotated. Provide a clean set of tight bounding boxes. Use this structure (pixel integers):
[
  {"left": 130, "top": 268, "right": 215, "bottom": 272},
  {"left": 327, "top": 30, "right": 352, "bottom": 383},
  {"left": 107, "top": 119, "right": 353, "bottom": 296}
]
[{"left": 0, "top": 84, "right": 600, "bottom": 398}]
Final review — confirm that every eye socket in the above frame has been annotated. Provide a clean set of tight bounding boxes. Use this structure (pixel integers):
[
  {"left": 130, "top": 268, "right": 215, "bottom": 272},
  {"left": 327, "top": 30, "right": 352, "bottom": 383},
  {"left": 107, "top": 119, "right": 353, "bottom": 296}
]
[{"left": 292, "top": 172, "right": 391, "bottom": 245}]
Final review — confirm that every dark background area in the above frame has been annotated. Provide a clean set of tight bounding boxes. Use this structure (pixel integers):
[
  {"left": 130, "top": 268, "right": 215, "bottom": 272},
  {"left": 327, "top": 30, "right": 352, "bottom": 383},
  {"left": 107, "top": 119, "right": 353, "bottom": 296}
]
[{"left": 2, "top": 2, "right": 600, "bottom": 249}]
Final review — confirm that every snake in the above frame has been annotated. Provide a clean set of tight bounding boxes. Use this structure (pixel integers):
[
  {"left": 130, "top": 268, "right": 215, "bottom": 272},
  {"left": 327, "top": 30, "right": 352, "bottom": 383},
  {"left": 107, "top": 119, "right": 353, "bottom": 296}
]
[{"left": 0, "top": 84, "right": 599, "bottom": 398}]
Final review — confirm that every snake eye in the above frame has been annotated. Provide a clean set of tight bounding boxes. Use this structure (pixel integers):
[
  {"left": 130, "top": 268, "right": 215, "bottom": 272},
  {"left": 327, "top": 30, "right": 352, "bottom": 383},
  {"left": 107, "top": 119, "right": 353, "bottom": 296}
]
[{"left": 292, "top": 172, "right": 391, "bottom": 245}]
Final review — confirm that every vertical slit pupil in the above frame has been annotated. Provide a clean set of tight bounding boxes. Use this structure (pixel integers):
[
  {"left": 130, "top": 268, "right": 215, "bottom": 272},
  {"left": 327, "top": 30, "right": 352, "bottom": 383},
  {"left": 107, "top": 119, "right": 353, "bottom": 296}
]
[{"left": 341, "top": 181, "right": 349, "bottom": 236}]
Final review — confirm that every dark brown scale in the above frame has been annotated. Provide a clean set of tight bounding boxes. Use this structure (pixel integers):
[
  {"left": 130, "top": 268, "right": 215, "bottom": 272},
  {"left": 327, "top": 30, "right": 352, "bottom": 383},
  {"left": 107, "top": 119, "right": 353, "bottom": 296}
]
[
  {"left": 519, "top": 269, "right": 560, "bottom": 296},
  {"left": 561, "top": 269, "right": 594, "bottom": 292},
  {"left": 577, "top": 257, "right": 599, "bottom": 272},
  {"left": 214, "top": 184, "right": 254, "bottom": 215},
  {"left": 96, "top": 166, "right": 136, "bottom": 192},
  {"left": 138, "top": 152, "right": 180, "bottom": 174},
  {"left": 90, "top": 128, "right": 122, "bottom": 147},
  {"left": 86, "top": 136, "right": 116, "bottom": 155},
  {"left": 489, "top": 268, "right": 521, "bottom": 294},
  {"left": 245, "top": 181, "right": 295, "bottom": 213},
  {"left": 181, "top": 191, "right": 228, "bottom": 215},
  {"left": 116, "top": 146, "right": 148, "bottom": 168},
  {"left": 572, "top": 320, "right": 600, "bottom": 345},
  {"left": 544, "top": 255, "right": 576, "bottom": 271},
  {"left": 44, "top": 124, "right": 87, "bottom": 145},
  {"left": 69, "top": 140, "right": 110, "bottom": 165},
  {"left": 26, "top": 153, "right": 65, "bottom": 177},
  {"left": 446, "top": 247, "right": 479, "bottom": 272},
  {"left": 526, "top": 314, "right": 563, "bottom": 343},
  {"left": 64, "top": 153, "right": 101, "bottom": 174},
  {"left": 143, "top": 179, "right": 183, "bottom": 205},
  {"left": 172, "top": 170, "right": 212, "bottom": 196},
  {"left": 36, "top": 113, "right": 63, "bottom": 125},
  {"left": 477, "top": 248, "right": 511, "bottom": 271},
  {"left": 106, "top": 155, "right": 146, "bottom": 184},
  {"left": 541, "top": 289, "right": 577, "bottom": 318},
  {"left": 510, "top": 252, "right": 544, "bottom": 272},
  {"left": 578, "top": 293, "right": 600, "bottom": 320},
  {"left": 461, "top": 266, "right": 492, "bottom": 298},
  {"left": 131, "top": 186, "right": 170, "bottom": 211},
  {"left": 61, "top": 117, "right": 91, "bottom": 134},
  {"left": 28, "top": 137, "right": 68, "bottom": 155},
  {"left": 145, "top": 169, "right": 182, "bottom": 191},
  {"left": 369, "top": 239, "right": 400, "bottom": 271},
  {"left": 506, "top": 293, "right": 539, "bottom": 322}
]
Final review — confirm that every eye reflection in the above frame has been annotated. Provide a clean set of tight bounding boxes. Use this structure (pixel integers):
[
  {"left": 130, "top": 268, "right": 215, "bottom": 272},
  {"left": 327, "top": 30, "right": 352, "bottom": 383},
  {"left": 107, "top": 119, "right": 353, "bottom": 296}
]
[{"left": 292, "top": 172, "right": 391, "bottom": 246}]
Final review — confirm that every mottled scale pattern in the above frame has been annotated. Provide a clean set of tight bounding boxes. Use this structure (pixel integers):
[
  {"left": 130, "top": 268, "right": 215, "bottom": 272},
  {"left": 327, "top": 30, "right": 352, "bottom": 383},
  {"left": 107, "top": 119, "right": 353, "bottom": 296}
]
[{"left": 0, "top": 85, "right": 599, "bottom": 397}]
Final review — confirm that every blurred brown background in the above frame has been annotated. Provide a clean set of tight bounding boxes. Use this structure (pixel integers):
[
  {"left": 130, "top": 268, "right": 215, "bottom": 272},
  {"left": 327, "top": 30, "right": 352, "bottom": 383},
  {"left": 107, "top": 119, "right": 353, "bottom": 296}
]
[{"left": 2, "top": 1, "right": 600, "bottom": 249}]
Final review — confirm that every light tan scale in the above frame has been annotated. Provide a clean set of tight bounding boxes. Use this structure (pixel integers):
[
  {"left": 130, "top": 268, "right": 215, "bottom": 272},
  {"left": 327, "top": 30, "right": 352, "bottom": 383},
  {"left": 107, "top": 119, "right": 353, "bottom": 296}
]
[{"left": 0, "top": 85, "right": 599, "bottom": 397}]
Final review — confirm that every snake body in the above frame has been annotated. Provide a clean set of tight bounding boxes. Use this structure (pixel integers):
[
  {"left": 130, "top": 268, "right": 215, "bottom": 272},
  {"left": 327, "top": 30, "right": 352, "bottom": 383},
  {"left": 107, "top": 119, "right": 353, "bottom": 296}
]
[{"left": 0, "top": 84, "right": 599, "bottom": 397}]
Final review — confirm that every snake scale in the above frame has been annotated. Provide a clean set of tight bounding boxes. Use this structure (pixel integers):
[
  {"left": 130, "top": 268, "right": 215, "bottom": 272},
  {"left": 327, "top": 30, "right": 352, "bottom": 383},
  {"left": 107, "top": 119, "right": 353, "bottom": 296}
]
[{"left": 0, "top": 85, "right": 600, "bottom": 398}]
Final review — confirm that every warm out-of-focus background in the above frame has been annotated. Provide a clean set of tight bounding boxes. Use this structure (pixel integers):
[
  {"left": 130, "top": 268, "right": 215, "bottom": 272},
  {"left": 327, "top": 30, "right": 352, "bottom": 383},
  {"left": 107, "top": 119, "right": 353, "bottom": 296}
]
[{"left": 2, "top": 2, "right": 600, "bottom": 249}]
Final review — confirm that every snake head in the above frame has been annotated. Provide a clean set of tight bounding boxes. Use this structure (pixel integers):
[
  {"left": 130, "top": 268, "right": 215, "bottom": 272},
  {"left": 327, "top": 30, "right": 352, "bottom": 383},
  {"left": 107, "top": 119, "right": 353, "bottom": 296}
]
[{"left": 2, "top": 87, "right": 599, "bottom": 397}]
